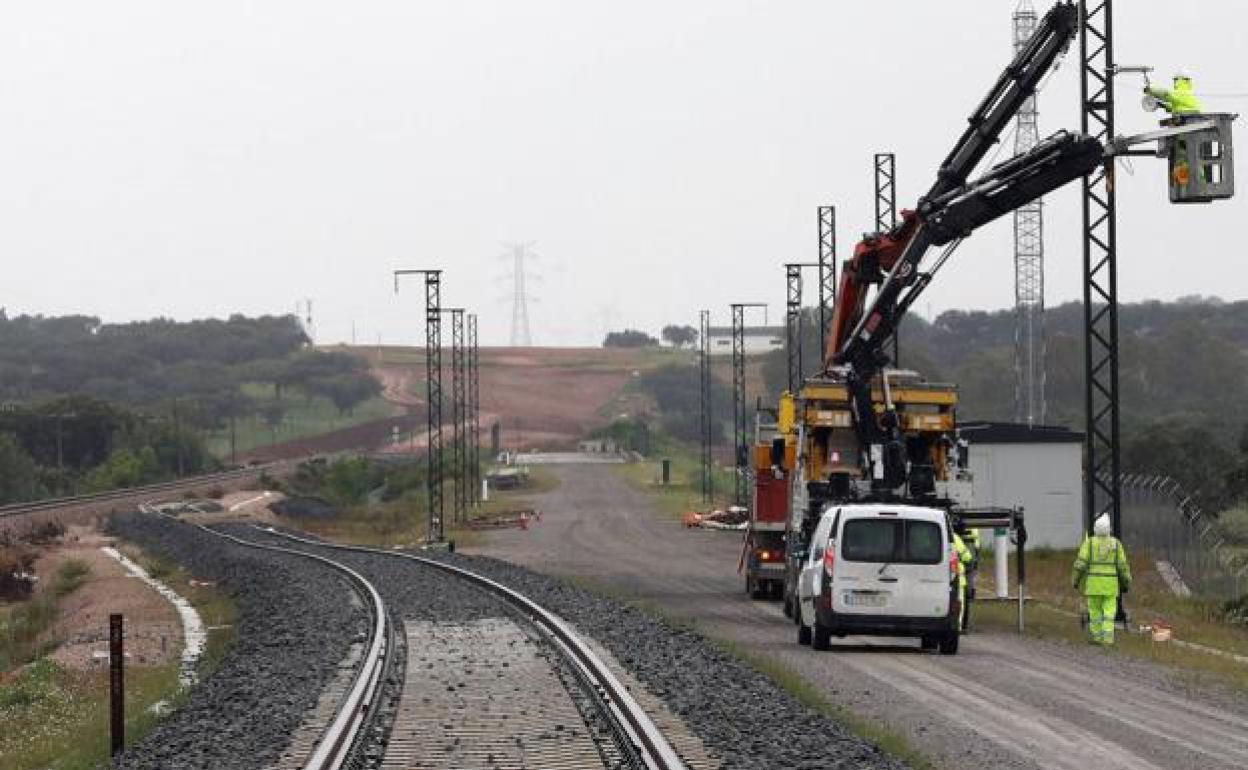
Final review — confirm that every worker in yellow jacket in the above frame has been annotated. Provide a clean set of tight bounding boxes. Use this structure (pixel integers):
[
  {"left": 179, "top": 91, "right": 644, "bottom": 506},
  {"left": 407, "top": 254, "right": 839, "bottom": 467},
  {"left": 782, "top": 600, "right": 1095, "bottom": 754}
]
[
  {"left": 1071, "top": 514, "right": 1132, "bottom": 645},
  {"left": 952, "top": 530, "right": 973, "bottom": 631},
  {"left": 1145, "top": 69, "right": 1204, "bottom": 115}
]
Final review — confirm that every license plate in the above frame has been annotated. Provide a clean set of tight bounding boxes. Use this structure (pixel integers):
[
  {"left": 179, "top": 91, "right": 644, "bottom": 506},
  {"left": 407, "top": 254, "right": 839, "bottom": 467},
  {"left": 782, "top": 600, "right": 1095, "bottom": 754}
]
[{"left": 844, "top": 592, "right": 888, "bottom": 607}]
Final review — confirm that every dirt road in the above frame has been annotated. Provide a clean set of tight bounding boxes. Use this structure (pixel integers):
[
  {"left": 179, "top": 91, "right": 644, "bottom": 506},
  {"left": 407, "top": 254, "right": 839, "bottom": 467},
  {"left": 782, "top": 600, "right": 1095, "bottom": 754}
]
[{"left": 470, "top": 464, "right": 1248, "bottom": 770}]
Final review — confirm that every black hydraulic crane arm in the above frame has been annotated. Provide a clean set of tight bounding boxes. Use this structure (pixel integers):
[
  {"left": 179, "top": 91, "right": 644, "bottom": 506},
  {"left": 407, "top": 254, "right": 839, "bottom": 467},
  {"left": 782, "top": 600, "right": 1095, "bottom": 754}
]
[{"left": 831, "top": 1, "right": 1095, "bottom": 460}]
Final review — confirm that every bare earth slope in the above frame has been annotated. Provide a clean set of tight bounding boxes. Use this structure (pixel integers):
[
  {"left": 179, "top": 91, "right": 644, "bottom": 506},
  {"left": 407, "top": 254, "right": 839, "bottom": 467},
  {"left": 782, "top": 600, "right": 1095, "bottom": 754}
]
[
  {"left": 470, "top": 465, "right": 1248, "bottom": 770},
  {"left": 365, "top": 346, "right": 678, "bottom": 451}
]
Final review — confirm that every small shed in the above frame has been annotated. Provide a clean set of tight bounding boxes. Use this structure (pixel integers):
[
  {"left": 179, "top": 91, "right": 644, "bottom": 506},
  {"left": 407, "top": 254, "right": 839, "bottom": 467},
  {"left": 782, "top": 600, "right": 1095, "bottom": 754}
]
[{"left": 960, "top": 421, "right": 1085, "bottom": 549}]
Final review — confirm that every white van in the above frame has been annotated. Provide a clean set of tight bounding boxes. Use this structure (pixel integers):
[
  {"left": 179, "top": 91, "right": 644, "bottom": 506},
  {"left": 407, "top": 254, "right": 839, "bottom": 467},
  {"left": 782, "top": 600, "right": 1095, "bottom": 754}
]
[{"left": 794, "top": 503, "right": 961, "bottom": 654}]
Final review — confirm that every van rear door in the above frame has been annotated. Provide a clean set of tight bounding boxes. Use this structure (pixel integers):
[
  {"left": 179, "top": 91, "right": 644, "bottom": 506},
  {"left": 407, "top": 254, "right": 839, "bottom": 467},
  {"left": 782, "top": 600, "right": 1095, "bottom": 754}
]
[{"left": 832, "top": 513, "right": 948, "bottom": 617}]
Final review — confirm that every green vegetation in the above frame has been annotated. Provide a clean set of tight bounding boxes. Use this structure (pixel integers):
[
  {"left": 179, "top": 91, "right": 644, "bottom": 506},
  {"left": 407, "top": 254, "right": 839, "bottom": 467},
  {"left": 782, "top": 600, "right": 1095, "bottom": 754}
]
[
  {"left": 603, "top": 329, "right": 659, "bottom": 347},
  {"left": 0, "top": 313, "right": 386, "bottom": 503},
  {"left": 264, "top": 455, "right": 557, "bottom": 548},
  {"left": 202, "top": 383, "right": 393, "bottom": 458},
  {"left": 975, "top": 547, "right": 1248, "bottom": 689},
  {"left": 0, "top": 657, "right": 180, "bottom": 770},
  {"left": 1, "top": 560, "right": 91, "bottom": 672}
]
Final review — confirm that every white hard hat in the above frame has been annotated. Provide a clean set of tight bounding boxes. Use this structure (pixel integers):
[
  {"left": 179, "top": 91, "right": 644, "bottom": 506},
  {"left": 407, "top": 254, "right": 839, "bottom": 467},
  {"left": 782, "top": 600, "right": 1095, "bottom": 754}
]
[
  {"left": 1174, "top": 67, "right": 1194, "bottom": 81},
  {"left": 1093, "top": 513, "right": 1112, "bottom": 536}
]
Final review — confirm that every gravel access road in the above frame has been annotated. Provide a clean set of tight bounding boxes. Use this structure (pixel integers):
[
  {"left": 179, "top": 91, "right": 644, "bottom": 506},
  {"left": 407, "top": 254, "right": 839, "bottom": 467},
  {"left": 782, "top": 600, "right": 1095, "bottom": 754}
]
[{"left": 470, "top": 464, "right": 1248, "bottom": 770}]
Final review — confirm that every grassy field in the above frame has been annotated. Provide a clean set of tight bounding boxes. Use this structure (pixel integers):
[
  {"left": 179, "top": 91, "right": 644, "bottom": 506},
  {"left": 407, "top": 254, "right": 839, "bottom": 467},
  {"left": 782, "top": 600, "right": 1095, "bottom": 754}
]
[
  {"left": 283, "top": 466, "right": 561, "bottom": 550},
  {"left": 0, "top": 547, "right": 236, "bottom": 770},
  {"left": 614, "top": 437, "right": 738, "bottom": 519},
  {"left": 204, "top": 383, "right": 396, "bottom": 459},
  {"left": 1, "top": 560, "right": 91, "bottom": 672},
  {"left": 974, "top": 546, "right": 1248, "bottom": 689}
]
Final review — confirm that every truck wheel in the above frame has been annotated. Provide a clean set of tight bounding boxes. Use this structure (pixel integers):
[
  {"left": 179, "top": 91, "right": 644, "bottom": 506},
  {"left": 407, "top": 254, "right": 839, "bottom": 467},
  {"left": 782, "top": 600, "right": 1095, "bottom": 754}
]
[
  {"left": 749, "top": 578, "right": 767, "bottom": 600},
  {"left": 770, "top": 581, "right": 784, "bottom": 600},
  {"left": 938, "top": 633, "right": 960, "bottom": 656},
  {"left": 812, "top": 620, "right": 832, "bottom": 651},
  {"left": 782, "top": 595, "right": 793, "bottom": 618}
]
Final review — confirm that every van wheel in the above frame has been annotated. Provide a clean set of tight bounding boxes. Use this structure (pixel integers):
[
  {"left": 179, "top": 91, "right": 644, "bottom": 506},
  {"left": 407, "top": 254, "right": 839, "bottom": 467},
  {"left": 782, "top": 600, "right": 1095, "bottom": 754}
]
[
  {"left": 812, "top": 620, "right": 832, "bottom": 651},
  {"left": 797, "top": 612, "right": 812, "bottom": 646},
  {"left": 938, "top": 633, "right": 960, "bottom": 656},
  {"left": 920, "top": 636, "right": 938, "bottom": 651}
]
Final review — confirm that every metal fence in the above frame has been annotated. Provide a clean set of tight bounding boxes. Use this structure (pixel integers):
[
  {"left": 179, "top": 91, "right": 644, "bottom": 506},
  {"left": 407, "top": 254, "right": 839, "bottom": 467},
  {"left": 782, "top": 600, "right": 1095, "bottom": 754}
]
[{"left": 1120, "top": 474, "right": 1248, "bottom": 602}]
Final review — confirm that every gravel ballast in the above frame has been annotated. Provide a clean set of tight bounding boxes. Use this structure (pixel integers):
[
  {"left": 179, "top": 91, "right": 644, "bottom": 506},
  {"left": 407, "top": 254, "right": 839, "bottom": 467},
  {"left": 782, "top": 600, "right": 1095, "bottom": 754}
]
[
  {"left": 108, "top": 513, "right": 367, "bottom": 770},
  {"left": 230, "top": 524, "right": 907, "bottom": 770}
]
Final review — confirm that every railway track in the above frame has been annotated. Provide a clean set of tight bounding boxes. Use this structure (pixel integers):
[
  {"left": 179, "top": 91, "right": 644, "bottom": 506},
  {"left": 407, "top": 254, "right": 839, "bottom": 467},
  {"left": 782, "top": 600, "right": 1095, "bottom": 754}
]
[
  {"left": 0, "top": 463, "right": 287, "bottom": 520},
  {"left": 162, "top": 513, "right": 393, "bottom": 770},
  {"left": 235, "top": 526, "right": 691, "bottom": 770}
]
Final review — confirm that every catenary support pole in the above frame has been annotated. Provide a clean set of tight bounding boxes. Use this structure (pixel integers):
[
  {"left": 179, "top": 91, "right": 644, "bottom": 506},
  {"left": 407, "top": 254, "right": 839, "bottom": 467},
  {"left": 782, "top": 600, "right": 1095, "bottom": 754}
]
[
  {"left": 699, "top": 310, "right": 713, "bottom": 504},
  {"left": 874, "top": 153, "right": 899, "bottom": 366},
  {"left": 730, "top": 303, "right": 766, "bottom": 508},
  {"left": 817, "top": 206, "right": 837, "bottom": 360},
  {"left": 395, "top": 269, "right": 444, "bottom": 542}
]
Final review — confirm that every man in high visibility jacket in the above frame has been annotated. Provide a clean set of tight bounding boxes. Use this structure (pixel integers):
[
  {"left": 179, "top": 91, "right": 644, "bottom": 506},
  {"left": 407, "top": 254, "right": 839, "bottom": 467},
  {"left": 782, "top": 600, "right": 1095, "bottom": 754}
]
[
  {"left": 1145, "top": 69, "right": 1204, "bottom": 115},
  {"left": 1071, "top": 514, "right": 1132, "bottom": 645},
  {"left": 953, "top": 530, "right": 973, "bottom": 631}
]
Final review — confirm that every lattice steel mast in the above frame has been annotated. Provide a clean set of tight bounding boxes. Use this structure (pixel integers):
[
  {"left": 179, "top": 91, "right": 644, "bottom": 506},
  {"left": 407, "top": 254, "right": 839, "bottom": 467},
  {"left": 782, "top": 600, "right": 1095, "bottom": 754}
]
[
  {"left": 394, "top": 269, "right": 444, "bottom": 542},
  {"left": 506, "top": 243, "right": 535, "bottom": 346},
  {"left": 874, "top": 153, "right": 898, "bottom": 364},
  {"left": 699, "top": 310, "right": 713, "bottom": 503},
  {"left": 1014, "top": 0, "right": 1047, "bottom": 425},
  {"left": 1081, "top": 0, "right": 1122, "bottom": 536},
  {"left": 448, "top": 308, "right": 467, "bottom": 522},
  {"left": 817, "top": 206, "right": 837, "bottom": 360}
]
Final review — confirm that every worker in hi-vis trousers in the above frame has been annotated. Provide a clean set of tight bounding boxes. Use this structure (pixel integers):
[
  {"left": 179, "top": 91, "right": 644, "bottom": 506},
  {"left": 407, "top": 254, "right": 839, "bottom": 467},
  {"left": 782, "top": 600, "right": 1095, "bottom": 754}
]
[
  {"left": 1071, "top": 514, "right": 1132, "bottom": 645},
  {"left": 952, "top": 531, "right": 973, "bottom": 631}
]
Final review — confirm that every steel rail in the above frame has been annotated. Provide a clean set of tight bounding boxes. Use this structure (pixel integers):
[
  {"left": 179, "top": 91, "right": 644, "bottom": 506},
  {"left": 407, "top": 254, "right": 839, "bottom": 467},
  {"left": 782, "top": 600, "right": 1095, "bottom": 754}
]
[
  {"left": 144, "top": 508, "right": 389, "bottom": 770},
  {"left": 254, "top": 527, "right": 690, "bottom": 770},
  {"left": 0, "top": 463, "right": 285, "bottom": 518}
]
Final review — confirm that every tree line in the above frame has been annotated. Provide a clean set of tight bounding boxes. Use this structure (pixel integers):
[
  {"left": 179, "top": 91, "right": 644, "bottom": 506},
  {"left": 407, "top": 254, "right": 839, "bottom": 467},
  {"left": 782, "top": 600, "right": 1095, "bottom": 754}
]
[{"left": 0, "top": 312, "right": 383, "bottom": 503}]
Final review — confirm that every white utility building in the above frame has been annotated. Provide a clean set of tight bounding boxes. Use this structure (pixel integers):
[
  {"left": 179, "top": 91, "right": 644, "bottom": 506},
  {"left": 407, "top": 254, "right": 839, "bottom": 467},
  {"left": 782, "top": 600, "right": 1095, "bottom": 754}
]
[
  {"left": 960, "top": 421, "right": 1084, "bottom": 549},
  {"left": 705, "top": 325, "right": 785, "bottom": 357}
]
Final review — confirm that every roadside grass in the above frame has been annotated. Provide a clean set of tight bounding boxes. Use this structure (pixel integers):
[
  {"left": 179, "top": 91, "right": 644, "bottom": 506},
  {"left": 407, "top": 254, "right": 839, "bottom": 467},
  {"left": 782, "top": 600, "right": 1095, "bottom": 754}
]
[
  {"left": 1, "top": 560, "right": 92, "bottom": 672},
  {"left": 0, "top": 657, "right": 180, "bottom": 770},
  {"left": 2, "top": 545, "right": 233, "bottom": 770},
  {"left": 613, "top": 439, "right": 736, "bottom": 520},
  {"left": 974, "top": 546, "right": 1248, "bottom": 689},
  {"left": 205, "top": 383, "right": 395, "bottom": 458},
  {"left": 564, "top": 575, "right": 932, "bottom": 770}
]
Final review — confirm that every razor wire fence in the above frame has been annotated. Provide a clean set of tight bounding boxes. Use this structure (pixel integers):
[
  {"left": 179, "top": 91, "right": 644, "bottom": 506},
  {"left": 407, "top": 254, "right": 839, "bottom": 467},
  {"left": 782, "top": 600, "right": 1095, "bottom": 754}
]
[{"left": 1119, "top": 473, "right": 1248, "bottom": 603}]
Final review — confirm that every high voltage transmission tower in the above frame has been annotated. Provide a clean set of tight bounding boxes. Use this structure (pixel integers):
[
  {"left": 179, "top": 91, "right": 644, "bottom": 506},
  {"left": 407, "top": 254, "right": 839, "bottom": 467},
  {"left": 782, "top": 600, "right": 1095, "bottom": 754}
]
[
  {"left": 502, "top": 242, "right": 538, "bottom": 346},
  {"left": 1013, "top": 0, "right": 1047, "bottom": 425}
]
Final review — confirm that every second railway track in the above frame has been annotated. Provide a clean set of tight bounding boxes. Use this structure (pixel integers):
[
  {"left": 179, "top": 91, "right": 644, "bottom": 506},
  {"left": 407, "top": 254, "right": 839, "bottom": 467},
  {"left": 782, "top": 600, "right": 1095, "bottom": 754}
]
[{"left": 228, "top": 525, "right": 691, "bottom": 770}]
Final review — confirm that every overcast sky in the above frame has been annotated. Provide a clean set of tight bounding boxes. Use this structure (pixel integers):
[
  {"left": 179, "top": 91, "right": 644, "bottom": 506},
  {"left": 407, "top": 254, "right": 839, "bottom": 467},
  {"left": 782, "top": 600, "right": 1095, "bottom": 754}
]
[{"left": 3, "top": 1, "right": 1245, "bottom": 347}]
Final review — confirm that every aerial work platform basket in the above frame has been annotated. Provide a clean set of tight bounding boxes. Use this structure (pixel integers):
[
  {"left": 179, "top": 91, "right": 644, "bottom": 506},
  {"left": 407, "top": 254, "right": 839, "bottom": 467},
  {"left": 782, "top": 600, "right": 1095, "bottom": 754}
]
[{"left": 1163, "top": 112, "right": 1236, "bottom": 203}]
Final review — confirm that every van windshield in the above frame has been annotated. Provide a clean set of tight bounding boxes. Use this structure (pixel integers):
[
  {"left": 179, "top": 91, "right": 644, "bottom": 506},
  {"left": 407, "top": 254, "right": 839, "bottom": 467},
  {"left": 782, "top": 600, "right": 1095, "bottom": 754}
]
[{"left": 841, "top": 519, "right": 943, "bottom": 564}]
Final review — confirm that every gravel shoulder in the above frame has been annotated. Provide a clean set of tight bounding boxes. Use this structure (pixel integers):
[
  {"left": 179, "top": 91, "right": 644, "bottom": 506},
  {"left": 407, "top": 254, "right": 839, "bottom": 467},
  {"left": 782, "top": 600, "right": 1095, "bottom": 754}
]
[
  {"left": 108, "top": 513, "right": 365, "bottom": 770},
  {"left": 230, "top": 524, "right": 906, "bottom": 770},
  {"left": 469, "top": 464, "right": 1248, "bottom": 770}
]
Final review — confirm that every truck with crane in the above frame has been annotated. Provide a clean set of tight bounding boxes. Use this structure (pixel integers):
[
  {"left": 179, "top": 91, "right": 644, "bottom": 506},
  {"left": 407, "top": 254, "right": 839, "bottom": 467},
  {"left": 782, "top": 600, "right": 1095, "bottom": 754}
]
[{"left": 767, "top": 0, "right": 1237, "bottom": 623}]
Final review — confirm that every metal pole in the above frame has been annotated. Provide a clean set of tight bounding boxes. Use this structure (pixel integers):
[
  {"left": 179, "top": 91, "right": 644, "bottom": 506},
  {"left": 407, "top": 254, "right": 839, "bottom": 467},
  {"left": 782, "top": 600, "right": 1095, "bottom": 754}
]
[
  {"left": 1080, "top": 0, "right": 1122, "bottom": 538},
  {"left": 469, "top": 313, "right": 480, "bottom": 507},
  {"left": 449, "top": 309, "right": 466, "bottom": 522},
  {"left": 732, "top": 304, "right": 747, "bottom": 508},
  {"left": 700, "top": 310, "right": 714, "bottom": 504},
  {"left": 395, "top": 268, "right": 444, "bottom": 542},
  {"left": 874, "top": 153, "right": 899, "bottom": 366},
  {"left": 729, "top": 303, "right": 766, "bottom": 508},
  {"left": 817, "top": 206, "right": 837, "bottom": 362},
  {"left": 785, "top": 264, "right": 803, "bottom": 393},
  {"left": 109, "top": 613, "right": 125, "bottom": 757}
]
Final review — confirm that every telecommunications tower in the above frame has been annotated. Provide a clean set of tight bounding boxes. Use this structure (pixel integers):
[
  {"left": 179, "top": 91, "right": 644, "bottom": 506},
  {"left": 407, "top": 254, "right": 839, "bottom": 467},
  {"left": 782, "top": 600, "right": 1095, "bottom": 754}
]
[{"left": 1013, "top": 0, "right": 1046, "bottom": 425}]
